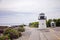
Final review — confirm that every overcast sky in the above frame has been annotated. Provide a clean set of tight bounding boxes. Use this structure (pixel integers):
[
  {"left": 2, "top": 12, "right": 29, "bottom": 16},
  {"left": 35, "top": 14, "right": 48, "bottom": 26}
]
[{"left": 0, "top": 0, "right": 60, "bottom": 25}]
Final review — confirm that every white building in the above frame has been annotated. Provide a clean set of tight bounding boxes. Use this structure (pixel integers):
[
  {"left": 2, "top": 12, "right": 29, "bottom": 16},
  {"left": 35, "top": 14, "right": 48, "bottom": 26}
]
[
  {"left": 51, "top": 20, "right": 56, "bottom": 28},
  {"left": 38, "top": 13, "right": 47, "bottom": 29}
]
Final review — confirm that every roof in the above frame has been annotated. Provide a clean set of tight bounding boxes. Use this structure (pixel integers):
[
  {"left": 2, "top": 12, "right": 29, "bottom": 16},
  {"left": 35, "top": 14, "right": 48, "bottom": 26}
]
[{"left": 40, "top": 13, "right": 45, "bottom": 15}]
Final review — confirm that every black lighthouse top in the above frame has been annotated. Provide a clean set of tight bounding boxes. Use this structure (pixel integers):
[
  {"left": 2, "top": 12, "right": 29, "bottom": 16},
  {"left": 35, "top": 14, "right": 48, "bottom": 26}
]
[{"left": 38, "top": 13, "right": 46, "bottom": 20}]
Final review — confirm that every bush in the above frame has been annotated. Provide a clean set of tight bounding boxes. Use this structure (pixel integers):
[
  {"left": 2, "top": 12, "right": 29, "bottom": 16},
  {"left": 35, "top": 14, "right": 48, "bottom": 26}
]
[
  {"left": 0, "top": 29, "right": 4, "bottom": 33},
  {"left": 3, "top": 28, "right": 11, "bottom": 35},
  {"left": 0, "top": 35, "right": 10, "bottom": 40},
  {"left": 19, "top": 24, "right": 26, "bottom": 27},
  {"left": 29, "top": 22, "right": 39, "bottom": 28},
  {"left": 18, "top": 27, "right": 25, "bottom": 32},
  {"left": 3, "top": 28, "right": 22, "bottom": 39},
  {"left": 19, "top": 32, "right": 22, "bottom": 37}
]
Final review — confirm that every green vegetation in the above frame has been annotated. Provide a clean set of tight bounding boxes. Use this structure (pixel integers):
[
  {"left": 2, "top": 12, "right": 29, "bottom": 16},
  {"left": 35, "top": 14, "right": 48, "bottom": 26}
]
[
  {"left": 3, "top": 28, "right": 22, "bottom": 40},
  {"left": 46, "top": 19, "right": 52, "bottom": 27},
  {"left": 0, "top": 24, "right": 25, "bottom": 40},
  {"left": 0, "top": 35, "right": 10, "bottom": 40},
  {"left": 46, "top": 18, "right": 60, "bottom": 27},
  {"left": 29, "top": 22, "right": 39, "bottom": 28},
  {"left": 18, "top": 24, "right": 25, "bottom": 32},
  {"left": 56, "top": 19, "right": 60, "bottom": 26},
  {"left": 18, "top": 27, "right": 25, "bottom": 32},
  {"left": 19, "top": 24, "right": 26, "bottom": 27},
  {"left": 29, "top": 18, "right": 60, "bottom": 28}
]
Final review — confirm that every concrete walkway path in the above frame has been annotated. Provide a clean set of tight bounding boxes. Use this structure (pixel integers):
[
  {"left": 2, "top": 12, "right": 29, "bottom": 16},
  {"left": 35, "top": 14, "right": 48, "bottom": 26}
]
[
  {"left": 15, "top": 27, "right": 60, "bottom": 40},
  {"left": 29, "top": 29, "right": 40, "bottom": 40}
]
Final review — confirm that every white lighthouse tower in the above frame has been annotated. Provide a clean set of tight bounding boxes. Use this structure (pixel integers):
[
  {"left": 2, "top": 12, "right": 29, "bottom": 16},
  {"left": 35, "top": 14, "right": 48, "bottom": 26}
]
[{"left": 38, "top": 13, "right": 47, "bottom": 29}]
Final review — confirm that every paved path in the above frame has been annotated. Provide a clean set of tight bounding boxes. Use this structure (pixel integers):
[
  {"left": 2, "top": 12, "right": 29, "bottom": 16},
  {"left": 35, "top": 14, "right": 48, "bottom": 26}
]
[
  {"left": 29, "top": 28, "right": 40, "bottom": 40},
  {"left": 16, "top": 27, "right": 60, "bottom": 40},
  {"left": 15, "top": 27, "right": 34, "bottom": 40},
  {"left": 29, "top": 28, "right": 60, "bottom": 40}
]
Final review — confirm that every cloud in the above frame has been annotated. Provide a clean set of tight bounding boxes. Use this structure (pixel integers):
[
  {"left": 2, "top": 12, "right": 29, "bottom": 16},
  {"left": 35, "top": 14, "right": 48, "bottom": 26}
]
[
  {"left": 0, "top": 0, "right": 60, "bottom": 13},
  {"left": 0, "top": 0, "right": 60, "bottom": 25},
  {"left": 0, "top": 11, "right": 38, "bottom": 25}
]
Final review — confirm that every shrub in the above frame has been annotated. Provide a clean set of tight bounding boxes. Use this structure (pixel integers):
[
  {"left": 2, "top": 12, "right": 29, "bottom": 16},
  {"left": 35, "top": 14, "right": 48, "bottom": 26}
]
[
  {"left": 18, "top": 27, "right": 25, "bottom": 32},
  {"left": 3, "top": 28, "right": 22, "bottom": 39},
  {"left": 29, "top": 22, "right": 39, "bottom": 28},
  {"left": 0, "top": 35, "right": 10, "bottom": 40},
  {"left": 19, "top": 24, "right": 26, "bottom": 27},
  {"left": 0, "top": 29, "right": 4, "bottom": 33},
  {"left": 3, "top": 28, "right": 11, "bottom": 35},
  {"left": 19, "top": 32, "right": 22, "bottom": 37}
]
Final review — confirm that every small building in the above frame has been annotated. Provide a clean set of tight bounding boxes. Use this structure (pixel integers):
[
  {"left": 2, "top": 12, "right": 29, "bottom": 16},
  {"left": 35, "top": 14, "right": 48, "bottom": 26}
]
[
  {"left": 51, "top": 20, "right": 56, "bottom": 28},
  {"left": 38, "top": 13, "right": 47, "bottom": 29}
]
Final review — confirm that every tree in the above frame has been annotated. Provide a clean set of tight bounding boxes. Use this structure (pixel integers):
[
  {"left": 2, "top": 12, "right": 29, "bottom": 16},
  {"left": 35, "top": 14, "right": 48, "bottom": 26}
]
[
  {"left": 56, "top": 19, "right": 60, "bottom": 26},
  {"left": 46, "top": 18, "right": 60, "bottom": 27},
  {"left": 46, "top": 19, "right": 52, "bottom": 27}
]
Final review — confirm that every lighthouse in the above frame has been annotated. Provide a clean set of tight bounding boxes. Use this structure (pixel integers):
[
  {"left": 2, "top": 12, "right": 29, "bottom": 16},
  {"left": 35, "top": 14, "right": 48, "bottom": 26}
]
[{"left": 38, "top": 13, "right": 47, "bottom": 29}]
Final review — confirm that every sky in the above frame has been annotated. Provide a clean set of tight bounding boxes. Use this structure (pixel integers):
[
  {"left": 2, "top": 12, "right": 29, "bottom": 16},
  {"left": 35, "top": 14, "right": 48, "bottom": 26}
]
[{"left": 0, "top": 0, "right": 60, "bottom": 26}]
